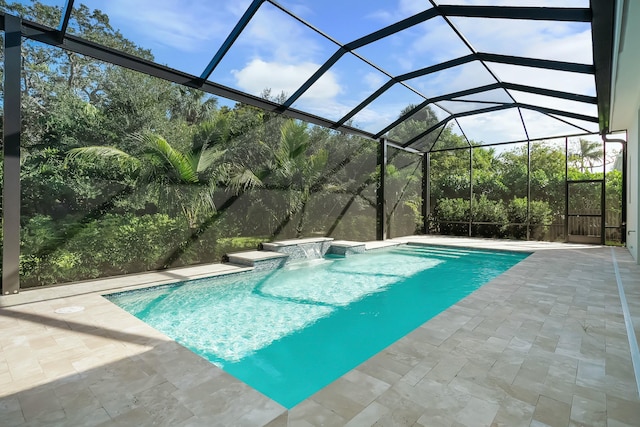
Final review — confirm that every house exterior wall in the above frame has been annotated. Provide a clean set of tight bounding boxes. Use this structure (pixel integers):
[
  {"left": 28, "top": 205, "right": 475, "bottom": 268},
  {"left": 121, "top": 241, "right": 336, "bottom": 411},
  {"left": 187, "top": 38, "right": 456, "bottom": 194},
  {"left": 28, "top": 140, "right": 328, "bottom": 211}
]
[
  {"left": 611, "top": 0, "right": 640, "bottom": 263},
  {"left": 626, "top": 109, "right": 639, "bottom": 261}
]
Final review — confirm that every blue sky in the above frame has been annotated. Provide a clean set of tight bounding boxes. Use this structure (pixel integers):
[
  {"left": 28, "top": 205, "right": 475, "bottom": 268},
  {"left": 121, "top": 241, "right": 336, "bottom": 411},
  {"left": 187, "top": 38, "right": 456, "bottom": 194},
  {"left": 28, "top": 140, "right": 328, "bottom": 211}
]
[{"left": 14, "top": 0, "right": 603, "bottom": 144}]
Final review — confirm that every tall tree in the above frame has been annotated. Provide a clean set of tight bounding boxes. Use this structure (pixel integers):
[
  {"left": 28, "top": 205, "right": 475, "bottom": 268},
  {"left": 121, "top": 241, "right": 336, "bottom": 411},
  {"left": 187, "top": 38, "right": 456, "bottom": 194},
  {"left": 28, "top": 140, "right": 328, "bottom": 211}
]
[{"left": 570, "top": 139, "right": 602, "bottom": 172}]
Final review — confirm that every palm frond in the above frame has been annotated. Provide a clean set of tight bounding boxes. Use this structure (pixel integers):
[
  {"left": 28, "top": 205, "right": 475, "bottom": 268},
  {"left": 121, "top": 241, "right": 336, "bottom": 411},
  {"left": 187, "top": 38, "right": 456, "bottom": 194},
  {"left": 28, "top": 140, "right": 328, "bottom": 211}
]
[
  {"left": 195, "top": 147, "right": 226, "bottom": 174},
  {"left": 279, "top": 119, "right": 309, "bottom": 162},
  {"left": 138, "top": 133, "right": 198, "bottom": 184},
  {"left": 65, "top": 146, "right": 140, "bottom": 174},
  {"left": 229, "top": 168, "right": 264, "bottom": 193},
  {"left": 308, "top": 148, "right": 328, "bottom": 173},
  {"left": 198, "top": 181, "right": 218, "bottom": 212},
  {"left": 194, "top": 115, "right": 230, "bottom": 151}
]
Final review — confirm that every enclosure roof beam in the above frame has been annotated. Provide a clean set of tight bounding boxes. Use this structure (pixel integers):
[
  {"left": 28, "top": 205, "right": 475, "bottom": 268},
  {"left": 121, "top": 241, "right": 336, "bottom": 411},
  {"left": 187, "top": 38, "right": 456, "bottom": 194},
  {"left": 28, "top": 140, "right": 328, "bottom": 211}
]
[
  {"left": 275, "top": 5, "right": 590, "bottom": 114},
  {"left": 336, "top": 55, "right": 478, "bottom": 128},
  {"left": 374, "top": 82, "right": 595, "bottom": 140},
  {"left": 0, "top": 0, "right": 611, "bottom": 149},
  {"left": 0, "top": 12, "right": 378, "bottom": 141},
  {"left": 394, "top": 54, "right": 476, "bottom": 81},
  {"left": 427, "top": 131, "right": 596, "bottom": 152},
  {"left": 58, "top": 0, "right": 74, "bottom": 39},
  {"left": 374, "top": 84, "right": 502, "bottom": 140},
  {"left": 250, "top": 3, "right": 595, "bottom": 135},
  {"left": 402, "top": 103, "right": 598, "bottom": 149},
  {"left": 335, "top": 80, "right": 396, "bottom": 128},
  {"left": 521, "top": 103, "right": 598, "bottom": 123},
  {"left": 501, "top": 83, "right": 597, "bottom": 104},
  {"left": 402, "top": 106, "right": 506, "bottom": 149},
  {"left": 348, "top": 54, "right": 594, "bottom": 136},
  {"left": 590, "top": 0, "right": 616, "bottom": 132},
  {"left": 361, "top": 53, "right": 594, "bottom": 138},
  {"left": 198, "top": 0, "right": 264, "bottom": 83},
  {"left": 477, "top": 53, "right": 594, "bottom": 74},
  {"left": 280, "top": 48, "right": 347, "bottom": 110},
  {"left": 344, "top": 8, "right": 439, "bottom": 50},
  {"left": 279, "top": 8, "right": 441, "bottom": 111},
  {"left": 436, "top": 5, "right": 591, "bottom": 22}
]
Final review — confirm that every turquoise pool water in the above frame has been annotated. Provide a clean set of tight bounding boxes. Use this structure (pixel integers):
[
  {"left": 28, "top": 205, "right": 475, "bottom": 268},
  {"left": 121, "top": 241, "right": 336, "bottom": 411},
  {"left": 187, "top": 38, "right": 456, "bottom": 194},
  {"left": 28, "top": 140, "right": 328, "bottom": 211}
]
[{"left": 105, "top": 244, "right": 528, "bottom": 408}]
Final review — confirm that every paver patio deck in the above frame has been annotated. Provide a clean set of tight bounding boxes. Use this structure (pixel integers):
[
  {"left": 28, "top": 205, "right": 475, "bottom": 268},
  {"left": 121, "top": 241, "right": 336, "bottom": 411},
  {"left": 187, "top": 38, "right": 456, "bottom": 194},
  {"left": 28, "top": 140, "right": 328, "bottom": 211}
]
[{"left": 0, "top": 236, "right": 638, "bottom": 426}]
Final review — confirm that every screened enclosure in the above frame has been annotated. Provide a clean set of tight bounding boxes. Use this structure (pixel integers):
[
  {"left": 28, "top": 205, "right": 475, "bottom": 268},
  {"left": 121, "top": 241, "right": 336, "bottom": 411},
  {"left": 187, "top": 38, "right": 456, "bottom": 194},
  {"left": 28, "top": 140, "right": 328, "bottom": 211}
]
[{"left": 0, "top": 0, "right": 622, "bottom": 292}]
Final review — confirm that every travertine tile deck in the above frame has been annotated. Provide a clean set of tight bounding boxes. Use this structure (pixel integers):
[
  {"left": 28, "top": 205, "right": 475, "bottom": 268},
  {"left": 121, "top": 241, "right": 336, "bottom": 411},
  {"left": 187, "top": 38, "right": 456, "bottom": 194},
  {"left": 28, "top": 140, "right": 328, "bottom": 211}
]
[{"left": 0, "top": 237, "right": 638, "bottom": 426}]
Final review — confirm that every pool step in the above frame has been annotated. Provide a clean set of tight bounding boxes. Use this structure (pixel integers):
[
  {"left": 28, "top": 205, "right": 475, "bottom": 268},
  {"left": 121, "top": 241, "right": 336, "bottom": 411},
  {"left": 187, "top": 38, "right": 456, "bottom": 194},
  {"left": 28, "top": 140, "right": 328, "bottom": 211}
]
[
  {"left": 261, "top": 237, "right": 334, "bottom": 261},
  {"left": 224, "top": 238, "right": 403, "bottom": 271},
  {"left": 364, "top": 241, "right": 404, "bottom": 250},
  {"left": 226, "top": 251, "right": 289, "bottom": 271},
  {"left": 327, "top": 240, "right": 366, "bottom": 256}
]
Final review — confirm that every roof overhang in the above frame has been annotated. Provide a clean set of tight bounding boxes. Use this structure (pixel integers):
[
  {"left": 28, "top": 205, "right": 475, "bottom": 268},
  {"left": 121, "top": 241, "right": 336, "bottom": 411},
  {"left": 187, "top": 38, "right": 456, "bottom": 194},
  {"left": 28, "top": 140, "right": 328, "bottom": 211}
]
[{"left": 609, "top": 0, "right": 640, "bottom": 132}]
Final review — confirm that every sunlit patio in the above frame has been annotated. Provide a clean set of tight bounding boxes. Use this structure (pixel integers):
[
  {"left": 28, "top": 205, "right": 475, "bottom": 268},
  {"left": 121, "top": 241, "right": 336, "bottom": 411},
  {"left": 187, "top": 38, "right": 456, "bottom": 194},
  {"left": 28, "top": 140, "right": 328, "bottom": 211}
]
[{"left": 0, "top": 237, "right": 638, "bottom": 425}]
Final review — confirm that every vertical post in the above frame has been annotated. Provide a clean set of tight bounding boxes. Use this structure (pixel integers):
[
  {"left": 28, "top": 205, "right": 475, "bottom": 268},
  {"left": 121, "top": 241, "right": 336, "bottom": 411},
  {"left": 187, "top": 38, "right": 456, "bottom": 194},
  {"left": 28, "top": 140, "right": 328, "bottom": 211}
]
[
  {"left": 621, "top": 140, "right": 627, "bottom": 244},
  {"left": 564, "top": 137, "right": 569, "bottom": 242},
  {"left": 3, "top": 15, "right": 22, "bottom": 295},
  {"left": 601, "top": 138, "right": 606, "bottom": 245},
  {"left": 468, "top": 147, "right": 473, "bottom": 237},
  {"left": 376, "top": 138, "right": 387, "bottom": 240},
  {"left": 422, "top": 152, "right": 430, "bottom": 234},
  {"left": 527, "top": 139, "right": 531, "bottom": 240}
]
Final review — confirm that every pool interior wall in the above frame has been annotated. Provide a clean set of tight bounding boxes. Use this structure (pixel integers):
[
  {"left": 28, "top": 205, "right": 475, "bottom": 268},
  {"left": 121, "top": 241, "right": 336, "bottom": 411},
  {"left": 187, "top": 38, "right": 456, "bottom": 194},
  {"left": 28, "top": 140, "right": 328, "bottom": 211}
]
[{"left": 105, "top": 243, "right": 529, "bottom": 408}]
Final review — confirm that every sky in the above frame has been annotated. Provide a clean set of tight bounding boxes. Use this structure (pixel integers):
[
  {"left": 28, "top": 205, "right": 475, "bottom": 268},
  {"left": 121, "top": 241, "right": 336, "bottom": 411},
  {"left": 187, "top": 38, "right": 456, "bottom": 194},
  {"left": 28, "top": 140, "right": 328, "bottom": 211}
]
[{"left": 12, "top": 0, "right": 610, "bottom": 146}]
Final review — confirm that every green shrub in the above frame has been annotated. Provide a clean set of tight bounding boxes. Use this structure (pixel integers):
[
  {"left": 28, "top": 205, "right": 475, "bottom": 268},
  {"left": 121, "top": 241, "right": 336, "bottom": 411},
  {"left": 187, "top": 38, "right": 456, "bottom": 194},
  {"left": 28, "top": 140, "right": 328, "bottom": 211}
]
[
  {"left": 506, "top": 197, "right": 552, "bottom": 239},
  {"left": 471, "top": 195, "right": 507, "bottom": 238},
  {"left": 434, "top": 198, "right": 469, "bottom": 236},
  {"left": 20, "top": 213, "right": 190, "bottom": 287}
]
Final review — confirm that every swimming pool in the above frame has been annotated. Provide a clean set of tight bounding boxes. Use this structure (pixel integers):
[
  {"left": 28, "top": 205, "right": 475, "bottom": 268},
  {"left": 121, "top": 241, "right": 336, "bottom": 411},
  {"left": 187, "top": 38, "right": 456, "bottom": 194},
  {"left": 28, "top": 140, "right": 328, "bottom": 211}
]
[{"left": 105, "top": 244, "right": 528, "bottom": 408}]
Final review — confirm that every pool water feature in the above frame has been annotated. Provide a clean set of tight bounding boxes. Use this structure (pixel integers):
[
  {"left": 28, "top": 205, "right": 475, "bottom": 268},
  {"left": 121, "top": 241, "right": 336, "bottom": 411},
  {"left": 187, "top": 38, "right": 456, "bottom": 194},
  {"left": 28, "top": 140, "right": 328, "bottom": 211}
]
[{"left": 105, "top": 244, "right": 528, "bottom": 408}]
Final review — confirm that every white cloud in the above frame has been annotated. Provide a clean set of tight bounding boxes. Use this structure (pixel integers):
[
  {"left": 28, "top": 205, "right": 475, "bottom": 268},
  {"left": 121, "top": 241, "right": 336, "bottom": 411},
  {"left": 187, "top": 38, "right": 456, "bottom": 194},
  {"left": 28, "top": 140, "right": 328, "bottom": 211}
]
[
  {"left": 232, "top": 59, "right": 342, "bottom": 100},
  {"left": 410, "top": 17, "right": 471, "bottom": 62},
  {"left": 365, "top": 0, "right": 432, "bottom": 25},
  {"left": 487, "top": 63, "right": 596, "bottom": 96},
  {"left": 398, "top": 0, "right": 429, "bottom": 16},
  {"left": 450, "top": 17, "right": 593, "bottom": 64},
  {"left": 456, "top": 108, "right": 527, "bottom": 143},
  {"left": 225, "top": 0, "right": 254, "bottom": 17},
  {"left": 300, "top": 100, "right": 352, "bottom": 122},
  {"left": 93, "top": 0, "right": 244, "bottom": 52},
  {"left": 364, "top": 72, "right": 385, "bottom": 90},
  {"left": 526, "top": 29, "right": 593, "bottom": 65},
  {"left": 239, "top": 3, "right": 328, "bottom": 64},
  {"left": 293, "top": 96, "right": 411, "bottom": 134}
]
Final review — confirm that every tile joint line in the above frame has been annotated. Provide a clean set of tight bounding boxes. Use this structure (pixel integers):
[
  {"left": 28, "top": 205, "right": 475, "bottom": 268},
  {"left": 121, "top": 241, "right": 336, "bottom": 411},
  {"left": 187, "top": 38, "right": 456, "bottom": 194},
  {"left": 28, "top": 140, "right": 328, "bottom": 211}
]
[{"left": 611, "top": 247, "right": 640, "bottom": 398}]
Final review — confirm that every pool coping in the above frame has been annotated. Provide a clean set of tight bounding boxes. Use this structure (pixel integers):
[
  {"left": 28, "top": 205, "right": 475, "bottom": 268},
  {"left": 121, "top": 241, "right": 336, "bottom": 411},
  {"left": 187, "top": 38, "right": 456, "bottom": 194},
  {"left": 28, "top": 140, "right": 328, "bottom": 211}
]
[{"left": 1, "top": 236, "right": 639, "bottom": 425}]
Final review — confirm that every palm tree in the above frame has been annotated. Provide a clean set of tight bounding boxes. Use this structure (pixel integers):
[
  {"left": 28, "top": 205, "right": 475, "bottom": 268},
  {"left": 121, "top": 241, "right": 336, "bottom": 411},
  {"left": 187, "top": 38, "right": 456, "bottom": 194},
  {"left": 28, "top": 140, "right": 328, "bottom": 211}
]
[
  {"left": 570, "top": 139, "right": 602, "bottom": 172},
  {"left": 156, "top": 118, "right": 327, "bottom": 264},
  {"left": 66, "top": 117, "right": 228, "bottom": 229},
  {"left": 260, "top": 120, "right": 328, "bottom": 237},
  {"left": 170, "top": 87, "right": 218, "bottom": 125}
]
